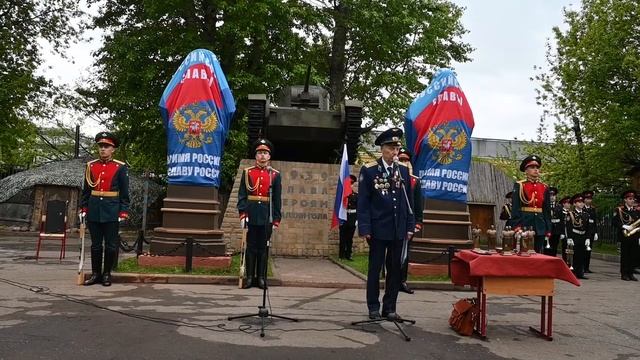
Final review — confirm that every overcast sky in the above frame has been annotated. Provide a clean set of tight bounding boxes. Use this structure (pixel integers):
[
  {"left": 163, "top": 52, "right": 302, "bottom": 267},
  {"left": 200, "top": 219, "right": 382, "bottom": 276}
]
[{"left": 38, "top": 0, "right": 580, "bottom": 140}]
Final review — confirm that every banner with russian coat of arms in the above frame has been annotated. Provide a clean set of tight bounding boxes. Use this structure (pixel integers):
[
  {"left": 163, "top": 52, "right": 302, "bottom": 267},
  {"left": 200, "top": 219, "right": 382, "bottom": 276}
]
[
  {"left": 159, "top": 49, "right": 236, "bottom": 187},
  {"left": 404, "top": 69, "right": 474, "bottom": 203}
]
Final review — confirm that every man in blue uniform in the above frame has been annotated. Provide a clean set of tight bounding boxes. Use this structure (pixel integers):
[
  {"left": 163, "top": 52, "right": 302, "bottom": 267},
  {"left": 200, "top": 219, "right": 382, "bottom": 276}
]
[
  {"left": 358, "top": 128, "right": 415, "bottom": 320},
  {"left": 237, "top": 139, "right": 282, "bottom": 289},
  {"left": 80, "top": 132, "right": 130, "bottom": 286}
]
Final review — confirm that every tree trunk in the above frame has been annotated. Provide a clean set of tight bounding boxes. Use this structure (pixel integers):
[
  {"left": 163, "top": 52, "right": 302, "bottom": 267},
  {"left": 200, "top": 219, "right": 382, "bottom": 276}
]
[{"left": 328, "top": 2, "right": 348, "bottom": 108}]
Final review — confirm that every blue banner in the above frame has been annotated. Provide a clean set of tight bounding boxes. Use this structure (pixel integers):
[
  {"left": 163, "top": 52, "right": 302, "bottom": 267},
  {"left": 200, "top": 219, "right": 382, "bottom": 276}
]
[
  {"left": 159, "top": 49, "right": 236, "bottom": 187},
  {"left": 404, "top": 69, "right": 475, "bottom": 203}
]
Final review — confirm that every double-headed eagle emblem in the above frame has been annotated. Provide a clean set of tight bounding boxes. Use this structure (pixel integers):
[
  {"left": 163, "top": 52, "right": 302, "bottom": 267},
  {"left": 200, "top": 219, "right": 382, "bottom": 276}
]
[
  {"left": 427, "top": 124, "right": 467, "bottom": 164},
  {"left": 172, "top": 105, "right": 218, "bottom": 148}
]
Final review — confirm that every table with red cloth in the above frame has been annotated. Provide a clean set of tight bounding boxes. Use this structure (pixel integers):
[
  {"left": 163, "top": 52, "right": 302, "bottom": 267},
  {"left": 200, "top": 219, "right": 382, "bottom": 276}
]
[{"left": 450, "top": 250, "right": 580, "bottom": 340}]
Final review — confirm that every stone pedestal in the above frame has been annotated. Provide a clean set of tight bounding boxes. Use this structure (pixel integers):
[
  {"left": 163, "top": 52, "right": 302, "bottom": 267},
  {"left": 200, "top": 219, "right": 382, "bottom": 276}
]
[{"left": 150, "top": 184, "right": 226, "bottom": 256}]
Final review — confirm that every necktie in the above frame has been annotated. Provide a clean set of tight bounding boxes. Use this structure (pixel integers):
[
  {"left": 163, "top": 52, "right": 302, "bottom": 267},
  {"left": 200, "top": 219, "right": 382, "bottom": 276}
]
[{"left": 387, "top": 167, "right": 392, "bottom": 175}]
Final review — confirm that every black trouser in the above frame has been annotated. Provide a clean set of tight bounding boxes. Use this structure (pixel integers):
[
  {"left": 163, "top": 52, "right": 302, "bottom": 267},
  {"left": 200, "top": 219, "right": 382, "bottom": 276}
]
[
  {"left": 620, "top": 237, "right": 639, "bottom": 277},
  {"left": 572, "top": 235, "right": 586, "bottom": 278},
  {"left": 561, "top": 236, "right": 568, "bottom": 262},
  {"left": 247, "top": 224, "right": 272, "bottom": 278},
  {"left": 87, "top": 221, "right": 119, "bottom": 275},
  {"left": 585, "top": 243, "right": 592, "bottom": 271},
  {"left": 339, "top": 224, "right": 356, "bottom": 258},
  {"left": 534, "top": 235, "right": 545, "bottom": 254},
  {"left": 543, "top": 234, "right": 561, "bottom": 256},
  {"left": 367, "top": 238, "right": 403, "bottom": 314}
]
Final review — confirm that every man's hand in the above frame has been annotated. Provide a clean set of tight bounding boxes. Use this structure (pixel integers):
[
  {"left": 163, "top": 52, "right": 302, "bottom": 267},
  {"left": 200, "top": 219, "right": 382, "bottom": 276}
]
[
  {"left": 78, "top": 211, "right": 86, "bottom": 220},
  {"left": 407, "top": 232, "right": 414, "bottom": 239},
  {"left": 593, "top": 233, "right": 598, "bottom": 241},
  {"left": 240, "top": 217, "right": 248, "bottom": 228},
  {"left": 568, "top": 238, "right": 574, "bottom": 247},
  {"left": 362, "top": 234, "right": 371, "bottom": 246},
  {"left": 272, "top": 224, "right": 278, "bottom": 231},
  {"left": 560, "top": 234, "right": 565, "bottom": 240}
]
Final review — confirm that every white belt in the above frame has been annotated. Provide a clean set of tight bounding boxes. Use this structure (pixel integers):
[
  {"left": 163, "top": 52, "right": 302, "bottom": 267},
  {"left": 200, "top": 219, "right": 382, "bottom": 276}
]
[
  {"left": 551, "top": 219, "right": 560, "bottom": 223},
  {"left": 572, "top": 229, "right": 585, "bottom": 235},
  {"left": 346, "top": 209, "right": 357, "bottom": 214}
]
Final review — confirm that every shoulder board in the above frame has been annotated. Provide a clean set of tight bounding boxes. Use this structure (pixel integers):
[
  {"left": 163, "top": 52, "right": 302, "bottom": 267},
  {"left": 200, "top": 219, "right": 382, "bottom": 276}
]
[
  {"left": 410, "top": 174, "right": 419, "bottom": 179},
  {"left": 87, "top": 159, "right": 99, "bottom": 165},
  {"left": 244, "top": 165, "right": 255, "bottom": 172},
  {"left": 271, "top": 168, "right": 280, "bottom": 174},
  {"left": 516, "top": 180, "right": 526, "bottom": 184},
  {"left": 365, "top": 161, "right": 377, "bottom": 168},
  {"left": 113, "top": 159, "right": 126, "bottom": 166},
  {"left": 398, "top": 162, "right": 408, "bottom": 167}
]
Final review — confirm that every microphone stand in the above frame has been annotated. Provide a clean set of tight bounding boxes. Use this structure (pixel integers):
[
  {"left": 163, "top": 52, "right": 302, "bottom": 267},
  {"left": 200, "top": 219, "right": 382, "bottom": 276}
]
[
  {"left": 351, "top": 157, "right": 416, "bottom": 342},
  {"left": 228, "top": 164, "right": 298, "bottom": 337}
]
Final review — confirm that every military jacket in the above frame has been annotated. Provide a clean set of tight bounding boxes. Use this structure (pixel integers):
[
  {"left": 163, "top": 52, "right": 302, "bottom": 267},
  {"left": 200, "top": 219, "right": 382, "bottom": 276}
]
[
  {"left": 499, "top": 203, "right": 512, "bottom": 224},
  {"left": 345, "top": 192, "right": 358, "bottom": 227},
  {"left": 357, "top": 158, "right": 415, "bottom": 241},
  {"left": 550, "top": 202, "right": 564, "bottom": 235},
  {"left": 81, "top": 158, "right": 130, "bottom": 223},
  {"left": 566, "top": 208, "right": 590, "bottom": 239},
  {"left": 584, "top": 205, "right": 598, "bottom": 238},
  {"left": 612, "top": 206, "right": 640, "bottom": 241},
  {"left": 510, "top": 179, "right": 552, "bottom": 236},
  {"left": 237, "top": 165, "right": 282, "bottom": 226}
]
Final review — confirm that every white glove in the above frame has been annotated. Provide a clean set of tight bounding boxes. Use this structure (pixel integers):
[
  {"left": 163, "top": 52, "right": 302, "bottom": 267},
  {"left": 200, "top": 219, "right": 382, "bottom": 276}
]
[
  {"left": 560, "top": 234, "right": 565, "bottom": 240},
  {"left": 272, "top": 225, "right": 278, "bottom": 231},
  {"left": 623, "top": 224, "right": 632, "bottom": 231},
  {"left": 240, "top": 217, "right": 248, "bottom": 228},
  {"left": 78, "top": 211, "right": 86, "bottom": 220},
  {"left": 118, "top": 217, "right": 124, "bottom": 222},
  {"left": 593, "top": 233, "right": 598, "bottom": 241},
  {"left": 355, "top": 220, "right": 358, "bottom": 227},
  {"left": 568, "top": 238, "right": 574, "bottom": 246},
  {"left": 585, "top": 239, "right": 591, "bottom": 248}
]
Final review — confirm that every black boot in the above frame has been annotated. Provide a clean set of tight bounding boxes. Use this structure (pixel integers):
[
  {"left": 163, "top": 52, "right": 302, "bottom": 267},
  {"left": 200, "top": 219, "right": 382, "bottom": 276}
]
[
  {"left": 242, "top": 252, "right": 256, "bottom": 289},
  {"left": 102, "top": 250, "right": 115, "bottom": 287},
  {"left": 257, "top": 252, "right": 267, "bottom": 290},
  {"left": 84, "top": 250, "right": 102, "bottom": 286}
]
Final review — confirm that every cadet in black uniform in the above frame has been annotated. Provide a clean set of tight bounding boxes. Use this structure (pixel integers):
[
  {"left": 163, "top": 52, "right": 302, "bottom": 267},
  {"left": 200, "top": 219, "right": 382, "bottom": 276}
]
[
  {"left": 80, "top": 132, "right": 130, "bottom": 286},
  {"left": 544, "top": 187, "right": 562, "bottom": 256},
  {"left": 613, "top": 190, "right": 639, "bottom": 281},
  {"left": 558, "top": 196, "right": 571, "bottom": 263},
  {"left": 358, "top": 128, "right": 415, "bottom": 320},
  {"left": 583, "top": 190, "right": 598, "bottom": 273},
  {"left": 499, "top": 191, "right": 513, "bottom": 226},
  {"left": 566, "top": 193, "right": 590, "bottom": 279},
  {"left": 237, "top": 139, "right": 282, "bottom": 289},
  {"left": 339, "top": 175, "right": 358, "bottom": 260}
]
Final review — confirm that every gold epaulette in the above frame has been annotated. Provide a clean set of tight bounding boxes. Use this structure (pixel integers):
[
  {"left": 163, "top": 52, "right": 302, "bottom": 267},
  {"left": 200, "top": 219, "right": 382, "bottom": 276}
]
[
  {"left": 244, "top": 165, "right": 255, "bottom": 172},
  {"left": 365, "top": 161, "right": 377, "bottom": 168},
  {"left": 113, "top": 159, "right": 126, "bottom": 166},
  {"left": 87, "top": 159, "right": 99, "bottom": 165},
  {"left": 270, "top": 168, "right": 280, "bottom": 174},
  {"left": 398, "top": 162, "right": 408, "bottom": 167}
]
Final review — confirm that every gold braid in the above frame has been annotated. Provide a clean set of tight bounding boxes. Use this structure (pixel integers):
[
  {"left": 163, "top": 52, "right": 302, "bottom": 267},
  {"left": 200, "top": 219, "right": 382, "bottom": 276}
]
[
  {"left": 244, "top": 168, "right": 258, "bottom": 192},
  {"left": 84, "top": 162, "right": 101, "bottom": 189},
  {"left": 618, "top": 207, "right": 634, "bottom": 225},
  {"left": 518, "top": 181, "right": 533, "bottom": 205}
]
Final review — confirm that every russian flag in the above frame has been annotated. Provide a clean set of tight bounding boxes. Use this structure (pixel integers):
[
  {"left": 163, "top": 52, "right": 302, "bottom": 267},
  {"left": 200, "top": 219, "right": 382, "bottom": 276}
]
[{"left": 331, "top": 144, "right": 352, "bottom": 229}]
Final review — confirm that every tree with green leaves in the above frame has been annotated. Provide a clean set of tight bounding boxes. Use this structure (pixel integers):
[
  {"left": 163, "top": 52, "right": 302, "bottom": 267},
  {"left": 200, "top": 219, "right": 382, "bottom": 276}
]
[
  {"left": 532, "top": 0, "right": 640, "bottom": 197},
  {"left": 80, "top": 0, "right": 471, "bottom": 193},
  {"left": 0, "top": 0, "right": 82, "bottom": 169}
]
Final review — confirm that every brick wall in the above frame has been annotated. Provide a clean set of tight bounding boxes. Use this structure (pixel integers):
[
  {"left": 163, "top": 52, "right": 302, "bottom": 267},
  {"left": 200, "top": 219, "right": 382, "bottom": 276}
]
[{"left": 221, "top": 159, "right": 367, "bottom": 257}]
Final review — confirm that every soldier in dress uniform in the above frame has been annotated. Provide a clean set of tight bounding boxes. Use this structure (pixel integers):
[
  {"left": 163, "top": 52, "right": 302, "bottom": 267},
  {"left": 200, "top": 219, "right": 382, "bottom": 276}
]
[
  {"left": 543, "top": 187, "right": 562, "bottom": 256},
  {"left": 567, "top": 193, "right": 590, "bottom": 279},
  {"left": 358, "top": 127, "right": 415, "bottom": 320},
  {"left": 499, "top": 191, "right": 513, "bottom": 226},
  {"left": 339, "top": 175, "right": 358, "bottom": 260},
  {"left": 397, "top": 148, "right": 423, "bottom": 295},
  {"left": 510, "top": 155, "right": 552, "bottom": 253},
  {"left": 80, "top": 132, "right": 130, "bottom": 286},
  {"left": 237, "top": 139, "right": 282, "bottom": 289},
  {"left": 612, "top": 190, "right": 639, "bottom": 281},
  {"left": 559, "top": 196, "right": 572, "bottom": 263},
  {"left": 582, "top": 190, "right": 598, "bottom": 273}
]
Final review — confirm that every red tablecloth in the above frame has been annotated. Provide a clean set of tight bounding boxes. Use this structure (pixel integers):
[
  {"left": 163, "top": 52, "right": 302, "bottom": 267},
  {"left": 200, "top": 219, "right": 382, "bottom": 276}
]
[{"left": 451, "top": 250, "right": 581, "bottom": 287}]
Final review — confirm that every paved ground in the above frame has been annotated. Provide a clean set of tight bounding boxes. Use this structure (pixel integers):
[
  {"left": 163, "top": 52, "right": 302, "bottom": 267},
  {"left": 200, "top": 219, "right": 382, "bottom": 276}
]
[{"left": 1, "top": 234, "right": 639, "bottom": 360}]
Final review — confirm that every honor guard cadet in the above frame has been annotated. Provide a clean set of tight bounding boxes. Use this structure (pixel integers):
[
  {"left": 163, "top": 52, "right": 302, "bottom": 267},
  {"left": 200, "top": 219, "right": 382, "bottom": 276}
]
[
  {"left": 80, "top": 132, "right": 130, "bottom": 286},
  {"left": 358, "top": 128, "right": 415, "bottom": 320},
  {"left": 559, "top": 196, "right": 572, "bottom": 263},
  {"left": 613, "top": 190, "right": 639, "bottom": 281},
  {"left": 397, "top": 147, "right": 423, "bottom": 295},
  {"left": 339, "top": 175, "right": 358, "bottom": 260},
  {"left": 582, "top": 190, "right": 598, "bottom": 273},
  {"left": 499, "top": 191, "right": 513, "bottom": 226},
  {"left": 567, "top": 193, "right": 590, "bottom": 279},
  {"left": 237, "top": 139, "right": 282, "bottom": 289},
  {"left": 543, "top": 187, "right": 562, "bottom": 256},
  {"left": 510, "top": 155, "right": 552, "bottom": 253}
]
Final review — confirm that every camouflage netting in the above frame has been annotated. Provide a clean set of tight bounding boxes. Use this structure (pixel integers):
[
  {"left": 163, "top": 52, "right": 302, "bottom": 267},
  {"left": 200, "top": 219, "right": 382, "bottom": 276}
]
[{"left": 0, "top": 157, "right": 164, "bottom": 228}]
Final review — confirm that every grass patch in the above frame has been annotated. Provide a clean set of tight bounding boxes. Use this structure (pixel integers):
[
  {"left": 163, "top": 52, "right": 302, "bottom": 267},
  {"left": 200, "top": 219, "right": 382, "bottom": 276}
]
[
  {"left": 332, "top": 253, "right": 451, "bottom": 282},
  {"left": 592, "top": 242, "right": 619, "bottom": 256},
  {"left": 114, "top": 254, "right": 273, "bottom": 276}
]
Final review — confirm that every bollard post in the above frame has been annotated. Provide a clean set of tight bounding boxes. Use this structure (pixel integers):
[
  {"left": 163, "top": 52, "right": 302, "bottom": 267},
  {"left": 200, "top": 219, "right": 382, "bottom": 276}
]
[
  {"left": 185, "top": 237, "right": 194, "bottom": 273},
  {"left": 136, "top": 230, "right": 144, "bottom": 257}
]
